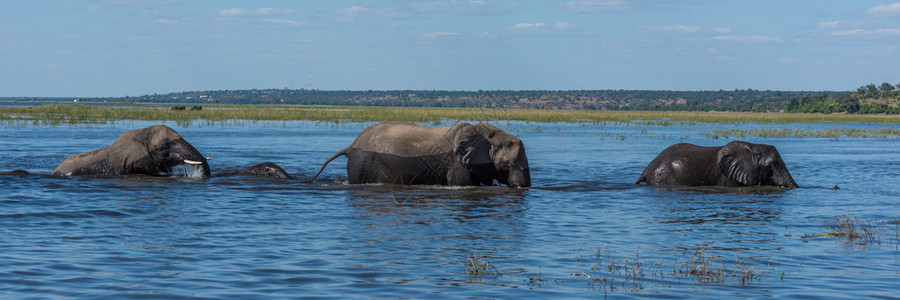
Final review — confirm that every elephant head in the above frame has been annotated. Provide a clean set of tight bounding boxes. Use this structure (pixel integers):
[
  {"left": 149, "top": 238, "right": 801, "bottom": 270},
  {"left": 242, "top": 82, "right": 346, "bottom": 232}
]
[
  {"left": 53, "top": 125, "right": 211, "bottom": 178},
  {"left": 717, "top": 141, "right": 798, "bottom": 189},
  {"left": 456, "top": 123, "right": 531, "bottom": 188}
]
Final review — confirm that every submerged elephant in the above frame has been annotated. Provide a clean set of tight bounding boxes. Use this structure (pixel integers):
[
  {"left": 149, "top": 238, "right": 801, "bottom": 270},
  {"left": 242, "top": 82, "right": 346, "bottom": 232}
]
[
  {"left": 52, "top": 125, "right": 211, "bottom": 178},
  {"left": 635, "top": 141, "right": 798, "bottom": 189},
  {"left": 217, "top": 162, "right": 291, "bottom": 179},
  {"left": 308, "top": 121, "right": 531, "bottom": 188}
]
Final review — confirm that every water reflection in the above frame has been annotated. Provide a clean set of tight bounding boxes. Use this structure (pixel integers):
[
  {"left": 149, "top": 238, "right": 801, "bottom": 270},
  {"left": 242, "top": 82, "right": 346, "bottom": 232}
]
[
  {"left": 653, "top": 187, "right": 785, "bottom": 225},
  {"left": 640, "top": 186, "right": 788, "bottom": 252},
  {"left": 343, "top": 184, "right": 528, "bottom": 231},
  {"left": 337, "top": 184, "right": 531, "bottom": 280}
]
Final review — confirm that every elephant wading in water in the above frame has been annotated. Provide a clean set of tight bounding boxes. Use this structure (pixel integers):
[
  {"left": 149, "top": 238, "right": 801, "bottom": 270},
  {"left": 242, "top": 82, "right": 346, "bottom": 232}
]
[
  {"left": 217, "top": 162, "right": 292, "bottom": 179},
  {"left": 308, "top": 121, "right": 531, "bottom": 188},
  {"left": 53, "top": 125, "right": 211, "bottom": 178},
  {"left": 635, "top": 141, "right": 798, "bottom": 189}
]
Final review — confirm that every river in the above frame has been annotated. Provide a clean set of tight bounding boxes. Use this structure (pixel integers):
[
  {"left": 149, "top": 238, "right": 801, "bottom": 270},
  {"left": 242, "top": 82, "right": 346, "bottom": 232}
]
[{"left": 1, "top": 120, "right": 898, "bottom": 298}]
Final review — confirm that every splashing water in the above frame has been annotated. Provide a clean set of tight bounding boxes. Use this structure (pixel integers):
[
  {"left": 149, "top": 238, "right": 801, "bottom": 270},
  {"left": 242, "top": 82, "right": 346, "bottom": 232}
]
[{"left": 172, "top": 163, "right": 206, "bottom": 179}]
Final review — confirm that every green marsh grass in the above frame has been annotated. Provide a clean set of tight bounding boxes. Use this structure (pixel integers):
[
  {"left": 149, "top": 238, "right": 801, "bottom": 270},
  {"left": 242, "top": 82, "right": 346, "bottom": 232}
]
[
  {"left": 572, "top": 243, "right": 770, "bottom": 291},
  {"left": 3, "top": 103, "right": 899, "bottom": 126},
  {"left": 803, "top": 215, "right": 880, "bottom": 246},
  {"left": 706, "top": 127, "right": 900, "bottom": 139},
  {"left": 675, "top": 247, "right": 763, "bottom": 284},
  {"left": 459, "top": 252, "right": 501, "bottom": 278}
]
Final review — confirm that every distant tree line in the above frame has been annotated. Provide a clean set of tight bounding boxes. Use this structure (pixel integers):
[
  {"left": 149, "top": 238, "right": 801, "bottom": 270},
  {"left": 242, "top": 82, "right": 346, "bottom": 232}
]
[
  {"left": 39, "top": 83, "right": 899, "bottom": 114},
  {"left": 100, "top": 89, "right": 840, "bottom": 111},
  {"left": 783, "top": 82, "right": 900, "bottom": 114}
]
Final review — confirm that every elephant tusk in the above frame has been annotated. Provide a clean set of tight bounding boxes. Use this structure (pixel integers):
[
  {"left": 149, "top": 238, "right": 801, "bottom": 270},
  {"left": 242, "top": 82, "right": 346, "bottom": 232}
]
[
  {"left": 206, "top": 157, "right": 212, "bottom": 160},
  {"left": 183, "top": 159, "right": 203, "bottom": 165}
]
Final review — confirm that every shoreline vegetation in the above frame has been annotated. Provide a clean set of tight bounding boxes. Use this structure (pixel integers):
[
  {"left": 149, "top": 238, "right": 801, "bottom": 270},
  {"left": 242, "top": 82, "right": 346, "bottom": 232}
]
[
  {"left": 2, "top": 102, "right": 899, "bottom": 124},
  {"left": 1, "top": 103, "right": 898, "bottom": 138},
  {"left": 6, "top": 84, "right": 899, "bottom": 113}
]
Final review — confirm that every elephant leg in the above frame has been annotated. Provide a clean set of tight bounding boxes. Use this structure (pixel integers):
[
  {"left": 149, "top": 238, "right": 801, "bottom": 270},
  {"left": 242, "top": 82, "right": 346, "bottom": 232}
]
[
  {"left": 446, "top": 163, "right": 482, "bottom": 186},
  {"left": 346, "top": 148, "right": 374, "bottom": 184}
]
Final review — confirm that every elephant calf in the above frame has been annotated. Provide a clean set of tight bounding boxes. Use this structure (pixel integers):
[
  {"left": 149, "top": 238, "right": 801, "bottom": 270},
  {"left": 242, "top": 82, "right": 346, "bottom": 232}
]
[
  {"left": 217, "top": 162, "right": 292, "bottom": 179},
  {"left": 308, "top": 121, "right": 531, "bottom": 188},
  {"left": 636, "top": 141, "right": 798, "bottom": 189},
  {"left": 53, "top": 125, "right": 211, "bottom": 178}
]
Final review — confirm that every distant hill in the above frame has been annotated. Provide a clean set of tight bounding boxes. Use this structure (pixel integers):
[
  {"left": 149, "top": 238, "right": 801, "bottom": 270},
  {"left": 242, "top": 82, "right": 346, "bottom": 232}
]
[{"left": 10, "top": 86, "right": 900, "bottom": 114}]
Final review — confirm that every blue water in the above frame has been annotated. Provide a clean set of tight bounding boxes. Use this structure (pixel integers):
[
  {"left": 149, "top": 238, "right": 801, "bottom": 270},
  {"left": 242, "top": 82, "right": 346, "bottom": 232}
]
[{"left": 1, "top": 120, "right": 898, "bottom": 298}]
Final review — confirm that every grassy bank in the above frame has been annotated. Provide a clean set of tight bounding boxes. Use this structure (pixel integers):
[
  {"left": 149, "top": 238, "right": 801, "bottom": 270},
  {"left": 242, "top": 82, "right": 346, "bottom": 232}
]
[{"left": 2, "top": 103, "right": 899, "bottom": 126}]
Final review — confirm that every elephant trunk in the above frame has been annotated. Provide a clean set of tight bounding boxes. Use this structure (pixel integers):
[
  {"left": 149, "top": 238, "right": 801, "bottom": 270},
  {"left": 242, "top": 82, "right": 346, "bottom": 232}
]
[
  {"left": 170, "top": 140, "right": 211, "bottom": 178},
  {"left": 773, "top": 166, "right": 798, "bottom": 189},
  {"left": 506, "top": 168, "right": 531, "bottom": 188}
]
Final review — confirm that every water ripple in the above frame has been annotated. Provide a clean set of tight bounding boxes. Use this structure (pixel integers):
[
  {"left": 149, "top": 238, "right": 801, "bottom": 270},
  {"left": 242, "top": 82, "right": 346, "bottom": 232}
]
[{"left": 1, "top": 122, "right": 898, "bottom": 298}]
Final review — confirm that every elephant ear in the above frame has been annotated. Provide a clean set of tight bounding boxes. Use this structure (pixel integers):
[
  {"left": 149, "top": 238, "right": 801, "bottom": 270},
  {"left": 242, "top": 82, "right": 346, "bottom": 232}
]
[
  {"left": 111, "top": 128, "right": 160, "bottom": 175},
  {"left": 717, "top": 141, "right": 760, "bottom": 186},
  {"left": 455, "top": 124, "right": 492, "bottom": 167}
]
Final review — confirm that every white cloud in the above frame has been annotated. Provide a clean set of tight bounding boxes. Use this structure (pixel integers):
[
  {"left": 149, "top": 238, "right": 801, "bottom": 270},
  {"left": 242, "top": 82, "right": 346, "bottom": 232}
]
[
  {"left": 262, "top": 19, "right": 305, "bottom": 26},
  {"left": 713, "top": 35, "right": 783, "bottom": 43},
  {"left": 704, "top": 48, "right": 727, "bottom": 60},
  {"left": 639, "top": 25, "right": 731, "bottom": 35},
  {"left": 555, "top": 22, "right": 575, "bottom": 30},
  {"left": 831, "top": 28, "right": 900, "bottom": 36},
  {"left": 102, "top": 0, "right": 176, "bottom": 6},
  {"left": 817, "top": 20, "right": 865, "bottom": 29},
  {"left": 558, "top": 0, "right": 714, "bottom": 13},
  {"left": 712, "top": 27, "right": 731, "bottom": 34},
  {"left": 410, "top": 0, "right": 516, "bottom": 14},
  {"left": 866, "top": 2, "right": 900, "bottom": 18},
  {"left": 641, "top": 25, "right": 703, "bottom": 34},
  {"left": 506, "top": 22, "right": 577, "bottom": 33},
  {"left": 422, "top": 31, "right": 461, "bottom": 38},
  {"left": 511, "top": 22, "right": 547, "bottom": 31},
  {"left": 217, "top": 8, "right": 249, "bottom": 16},
  {"left": 334, "top": 5, "right": 409, "bottom": 22},
  {"left": 216, "top": 8, "right": 298, "bottom": 17},
  {"left": 52, "top": 4, "right": 107, "bottom": 12},
  {"left": 558, "top": 0, "right": 633, "bottom": 13},
  {"left": 155, "top": 18, "right": 178, "bottom": 24},
  {"left": 479, "top": 22, "right": 578, "bottom": 37}
]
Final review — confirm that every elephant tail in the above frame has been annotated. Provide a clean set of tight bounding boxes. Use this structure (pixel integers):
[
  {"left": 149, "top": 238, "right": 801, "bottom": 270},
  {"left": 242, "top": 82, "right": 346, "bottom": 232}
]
[
  {"left": 635, "top": 171, "right": 647, "bottom": 185},
  {"left": 306, "top": 147, "right": 350, "bottom": 183}
]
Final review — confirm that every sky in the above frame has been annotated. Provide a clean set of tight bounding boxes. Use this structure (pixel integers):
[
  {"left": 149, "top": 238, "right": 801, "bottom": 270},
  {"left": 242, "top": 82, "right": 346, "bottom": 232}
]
[{"left": 2, "top": 0, "right": 900, "bottom": 97}]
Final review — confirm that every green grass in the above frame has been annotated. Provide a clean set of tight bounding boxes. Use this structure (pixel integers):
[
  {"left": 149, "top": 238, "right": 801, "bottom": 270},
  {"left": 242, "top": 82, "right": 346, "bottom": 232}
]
[
  {"left": 458, "top": 252, "right": 501, "bottom": 278},
  {"left": 572, "top": 243, "right": 769, "bottom": 291},
  {"left": 4, "top": 104, "right": 899, "bottom": 139},
  {"left": 706, "top": 127, "right": 900, "bottom": 139},
  {"left": 675, "top": 247, "right": 763, "bottom": 284},
  {"left": 2, "top": 103, "right": 899, "bottom": 126},
  {"left": 802, "top": 215, "right": 880, "bottom": 245}
]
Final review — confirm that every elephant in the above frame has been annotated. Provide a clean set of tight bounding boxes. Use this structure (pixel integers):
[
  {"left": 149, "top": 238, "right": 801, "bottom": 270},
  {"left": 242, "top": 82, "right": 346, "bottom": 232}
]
[
  {"left": 2, "top": 170, "right": 29, "bottom": 175},
  {"left": 308, "top": 121, "right": 531, "bottom": 188},
  {"left": 635, "top": 141, "right": 798, "bottom": 189},
  {"left": 52, "top": 125, "right": 211, "bottom": 178},
  {"left": 217, "top": 162, "right": 291, "bottom": 179}
]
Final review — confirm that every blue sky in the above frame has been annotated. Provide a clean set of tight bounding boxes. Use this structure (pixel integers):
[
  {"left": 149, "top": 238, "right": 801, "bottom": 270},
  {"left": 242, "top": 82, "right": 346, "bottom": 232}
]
[{"left": 2, "top": 0, "right": 900, "bottom": 97}]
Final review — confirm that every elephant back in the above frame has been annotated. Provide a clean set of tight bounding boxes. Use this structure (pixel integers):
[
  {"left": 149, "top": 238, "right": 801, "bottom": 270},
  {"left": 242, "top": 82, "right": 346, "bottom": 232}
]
[{"left": 350, "top": 121, "right": 457, "bottom": 157}]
